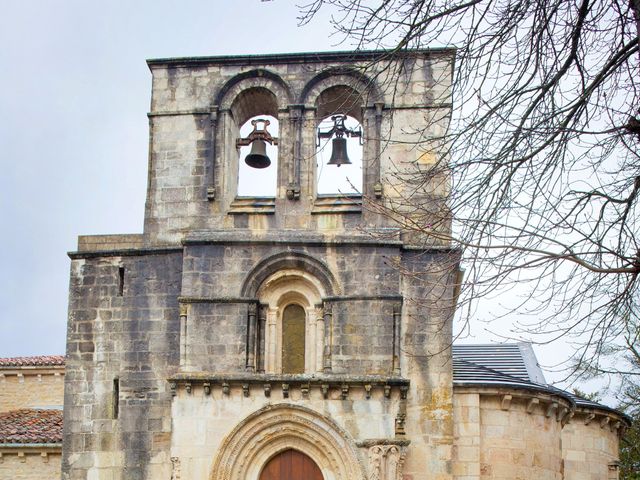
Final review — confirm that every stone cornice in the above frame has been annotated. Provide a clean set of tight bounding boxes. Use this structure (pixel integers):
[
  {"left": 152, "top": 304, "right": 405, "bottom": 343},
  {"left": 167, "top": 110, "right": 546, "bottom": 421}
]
[
  {"left": 147, "top": 48, "right": 456, "bottom": 70},
  {"left": 454, "top": 384, "right": 631, "bottom": 430},
  {"left": 169, "top": 373, "right": 409, "bottom": 400},
  {"left": 68, "top": 246, "right": 182, "bottom": 259}
]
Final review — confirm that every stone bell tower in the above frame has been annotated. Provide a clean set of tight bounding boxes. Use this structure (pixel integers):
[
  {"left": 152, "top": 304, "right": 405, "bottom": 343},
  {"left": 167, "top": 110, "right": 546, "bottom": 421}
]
[{"left": 62, "top": 50, "right": 459, "bottom": 480}]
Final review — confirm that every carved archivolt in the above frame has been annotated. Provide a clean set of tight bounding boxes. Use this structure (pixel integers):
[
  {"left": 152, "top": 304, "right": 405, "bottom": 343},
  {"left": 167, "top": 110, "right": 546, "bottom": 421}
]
[
  {"left": 209, "top": 404, "right": 365, "bottom": 480},
  {"left": 368, "top": 445, "right": 406, "bottom": 480}
]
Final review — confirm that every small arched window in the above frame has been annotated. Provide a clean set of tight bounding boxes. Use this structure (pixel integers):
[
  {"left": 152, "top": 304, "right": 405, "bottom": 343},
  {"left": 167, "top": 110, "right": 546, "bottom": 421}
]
[{"left": 281, "top": 304, "right": 306, "bottom": 374}]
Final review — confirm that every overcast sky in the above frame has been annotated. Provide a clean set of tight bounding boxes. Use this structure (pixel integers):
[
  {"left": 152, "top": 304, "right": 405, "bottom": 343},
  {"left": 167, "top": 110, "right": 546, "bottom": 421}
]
[{"left": 0, "top": 1, "right": 601, "bottom": 396}]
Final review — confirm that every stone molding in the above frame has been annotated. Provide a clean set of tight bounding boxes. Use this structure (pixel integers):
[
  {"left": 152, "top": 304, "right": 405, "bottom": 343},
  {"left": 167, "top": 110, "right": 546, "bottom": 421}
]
[
  {"left": 240, "top": 251, "right": 341, "bottom": 297},
  {"left": 209, "top": 403, "right": 366, "bottom": 480}
]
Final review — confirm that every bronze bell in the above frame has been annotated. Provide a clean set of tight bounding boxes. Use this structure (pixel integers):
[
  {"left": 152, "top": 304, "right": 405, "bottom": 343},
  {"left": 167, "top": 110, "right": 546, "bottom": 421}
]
[
  {"left": 327, "top": 137, "right": 351, "bottom": 167},
  {"left": 244, "top": 139, "right": 271, "bottom": 169}
]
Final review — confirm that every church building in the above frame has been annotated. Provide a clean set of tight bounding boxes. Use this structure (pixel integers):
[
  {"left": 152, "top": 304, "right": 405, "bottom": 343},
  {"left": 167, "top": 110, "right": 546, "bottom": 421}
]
[{"left": 61, "top": 50, "right": 628, "bottom": 480}]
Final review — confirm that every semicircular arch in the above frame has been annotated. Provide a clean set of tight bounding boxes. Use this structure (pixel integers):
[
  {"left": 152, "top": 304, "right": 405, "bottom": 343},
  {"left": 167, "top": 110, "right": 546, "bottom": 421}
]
[
  {"left": 209, "top": 404, "right": 366, "bottom": 480},
  {"left": 299, "top": 67, "right": 382, "bottom": 108},
  {"left": 216, "top": 69, "right": 294, "bottom": 112},
  {"left": 240, "top": 251, "right": 340, "bottom": 297}
]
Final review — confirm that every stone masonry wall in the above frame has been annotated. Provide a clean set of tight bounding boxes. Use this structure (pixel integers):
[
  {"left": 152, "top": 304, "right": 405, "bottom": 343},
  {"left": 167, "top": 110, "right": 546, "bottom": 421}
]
[
  {"left": 64, "top": 50, "right": 459, "bottom": 480},
  {"left": 143, "top": 52, "right": 454, "bottom": 245},
  {"left": 0, "top": 453, "right": 61, "bottom": 480},
  {"left": 62, "top": 251, "right": 182, "bottom": 480},
  {"left": 452, "top": 392, "right": 481, "bottom": 479},
  {"left": 0, "top": 370, "right": 64, "bottom": 412},
  {"left": 478, "top": 395, "right": 563, "bottom": 479},
  {"left": 562, "top": 410, "right": 621, "bottom": 480}
]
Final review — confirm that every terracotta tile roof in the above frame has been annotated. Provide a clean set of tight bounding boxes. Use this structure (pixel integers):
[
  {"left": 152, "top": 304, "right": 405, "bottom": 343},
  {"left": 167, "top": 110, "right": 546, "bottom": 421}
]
[
  {"left": 0, "top": 409, "right": 63, "bottom": 444},
  {"left": 0, "top": 355, "right": 65, "bottom": 367}
]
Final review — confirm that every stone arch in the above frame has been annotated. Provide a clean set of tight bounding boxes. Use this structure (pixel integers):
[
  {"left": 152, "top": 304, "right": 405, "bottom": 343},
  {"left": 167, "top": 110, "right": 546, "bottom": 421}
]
[
  {"left": 209, "top": 404, "right": 366, "bottom": 480},
  {"left": 300, "top": 67, "right": 382, "bottom": 110},
  {"left": 240, "top": 251, "right": 340, "bottom": 297},
  {"left": 216, "top": 69, "right": 294, "bottom": 113}
]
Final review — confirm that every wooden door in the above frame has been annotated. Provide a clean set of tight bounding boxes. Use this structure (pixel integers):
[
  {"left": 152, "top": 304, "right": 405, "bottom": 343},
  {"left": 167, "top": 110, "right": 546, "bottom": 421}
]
[{"left": 260, "top": 449, "right": 323, "bottom": 480}]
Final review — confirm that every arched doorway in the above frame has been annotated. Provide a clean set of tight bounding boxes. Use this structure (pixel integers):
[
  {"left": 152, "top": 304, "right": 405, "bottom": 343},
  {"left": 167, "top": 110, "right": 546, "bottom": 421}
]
[{"left": 260, "top": 450, "right": 323, "bottom": 480}]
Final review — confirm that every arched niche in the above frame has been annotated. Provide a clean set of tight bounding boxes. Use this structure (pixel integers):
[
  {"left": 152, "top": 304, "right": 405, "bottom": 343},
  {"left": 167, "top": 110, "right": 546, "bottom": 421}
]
[
  {"left": 209, "top": 404, "right": 366, "bottom": 480},
  {"left": 257, "top": 269, "right": 325, "bottom": 374}
]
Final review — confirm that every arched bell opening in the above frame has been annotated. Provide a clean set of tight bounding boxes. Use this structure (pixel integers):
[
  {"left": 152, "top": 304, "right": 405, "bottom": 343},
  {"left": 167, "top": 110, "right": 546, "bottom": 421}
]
[
  {"left": 259, "top": 449, "right": 324, "bottom": 480},
  {"left": 316, "top": 114, "right": 363, "bottom": 195},
  {"left": 315, "top": 85, "right": 363, "bottom": 195},
  {"left": 237, "top": 114, "right": 279, "bottom": 196},
  {"left": 230, "top": 87, "right": 279, "bottom": 197}
]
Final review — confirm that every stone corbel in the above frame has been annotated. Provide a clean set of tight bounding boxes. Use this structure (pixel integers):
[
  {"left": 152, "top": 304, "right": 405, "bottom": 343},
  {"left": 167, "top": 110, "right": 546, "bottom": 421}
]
[
  {"left": 584, "top": 411, "right": 596, "bottom": 425},
  {"left": 286, "top": 183, "right": 301, "bottom": 200},
  {"left": 322, "top": 384, "right": 330, "bottom": 399}
]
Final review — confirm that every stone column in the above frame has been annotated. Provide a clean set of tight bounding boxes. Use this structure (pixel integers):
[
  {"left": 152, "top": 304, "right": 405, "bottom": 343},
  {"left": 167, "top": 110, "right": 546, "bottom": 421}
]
[
  {"left": 179, "top": 303, "right": 188, "bottom": 369},
  {"left": 266, "top": 308, "right": 277, "bottom": 373},
  {"left": 315, "top": 304, "right": 325, "bottom": 373},
  {"left": 286, "top": 105, "right": 303, "bottom": 200},
  {"left": 257, "top": 304, "right": 267, "bottom": 373},
  {"left": 322, "top": 302, "right": 332, "bottom": 372},
  {"left": 246, "top": 303, "right": 257, "bottom": 371},
  {"left": 392, "top": 303, "right": 401, "bottom": 375},
  {"left": 207, "top": 107, "right": 218, "bottom": 200}
]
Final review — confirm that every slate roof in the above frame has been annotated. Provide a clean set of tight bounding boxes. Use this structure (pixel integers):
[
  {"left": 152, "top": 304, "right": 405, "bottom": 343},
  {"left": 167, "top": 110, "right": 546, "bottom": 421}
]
[
  {"left": 452, "top": 343, "right": 625, "bottom": 417},
  {"left": 0, "top": 409, "right": 63, "bottom": 444},
  {"left": 0, "top": 355, "right": 65, "bottom": 367}
]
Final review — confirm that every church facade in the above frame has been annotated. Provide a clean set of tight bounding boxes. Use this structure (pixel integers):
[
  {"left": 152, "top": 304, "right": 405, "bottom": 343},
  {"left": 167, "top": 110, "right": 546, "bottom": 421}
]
[{"left": 62, "top": 50, "right": 627, "bottom": 480}]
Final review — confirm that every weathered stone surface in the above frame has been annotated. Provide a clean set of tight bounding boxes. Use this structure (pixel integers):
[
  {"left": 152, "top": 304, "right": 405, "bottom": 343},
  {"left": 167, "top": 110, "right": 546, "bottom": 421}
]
[{"left": 60, "top": 49, "right": 622, "bottom": 480}]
